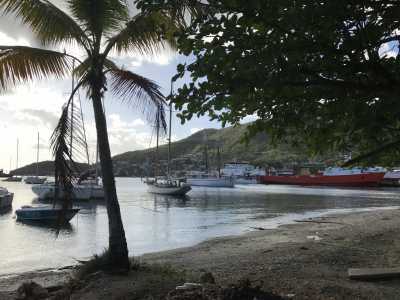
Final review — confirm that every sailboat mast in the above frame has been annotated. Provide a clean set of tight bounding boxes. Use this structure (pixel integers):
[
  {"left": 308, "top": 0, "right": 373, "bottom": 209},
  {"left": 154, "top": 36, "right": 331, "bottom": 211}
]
[
  {"left": 16, "top": 138, "right": 19, "bottom": 170},
  {"left": 167, "top": 80, "right": 173, "bottom": 178},
  {"left": 154, "top": 105, "right": 160, "bottom": 178},
  {"left": 204, "top": 134, "right": 209, "bottom": 173},
  {"left": 70, "top": 59, "right": 75, "bottom": 162},
  {"left": 36, "top": 132, "right": 39, "bottom": 176},
  {"left": 217, "top": 146, "right": 221, "bottom": 178}
]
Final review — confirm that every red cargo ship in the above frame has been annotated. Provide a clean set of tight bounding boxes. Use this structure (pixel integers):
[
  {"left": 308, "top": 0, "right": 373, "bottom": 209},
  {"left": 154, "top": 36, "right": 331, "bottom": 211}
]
[{"left": 259, "top": 168, "right": 386, "bottom": 187}]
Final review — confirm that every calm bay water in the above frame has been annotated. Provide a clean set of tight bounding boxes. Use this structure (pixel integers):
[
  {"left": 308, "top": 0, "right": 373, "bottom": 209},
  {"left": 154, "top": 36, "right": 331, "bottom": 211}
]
[{"left": 1, "top": 177, "right": 400, "bottom": 275}]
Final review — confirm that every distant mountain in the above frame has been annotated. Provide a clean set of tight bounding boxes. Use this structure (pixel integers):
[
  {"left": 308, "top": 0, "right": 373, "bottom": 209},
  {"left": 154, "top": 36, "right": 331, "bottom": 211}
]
[{"left": 12, "top": 160, "right": 89, "bottom": 176}]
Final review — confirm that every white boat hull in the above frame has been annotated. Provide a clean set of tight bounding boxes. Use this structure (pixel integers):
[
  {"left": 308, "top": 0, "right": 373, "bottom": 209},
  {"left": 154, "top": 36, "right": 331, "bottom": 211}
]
[
  {"left": 187, "top": 177, "right": 234, "bottom": 188},
  {"left": 32, "top": 184, "right": 92, "bottom": 200},
  {"left": 147, "top": 184, "right": 191, "bottom": 195}
]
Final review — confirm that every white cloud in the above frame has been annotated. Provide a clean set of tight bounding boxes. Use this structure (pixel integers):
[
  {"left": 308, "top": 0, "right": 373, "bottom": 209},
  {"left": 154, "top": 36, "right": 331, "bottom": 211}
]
[{"left": 0, "top": 31, "right": 30, "bottom": 46}]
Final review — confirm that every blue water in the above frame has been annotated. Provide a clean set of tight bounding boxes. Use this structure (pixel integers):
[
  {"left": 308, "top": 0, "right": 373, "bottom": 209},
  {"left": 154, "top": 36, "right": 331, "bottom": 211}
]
[{"left": 0, "top": 178, "right": 400, "bottom": 275}]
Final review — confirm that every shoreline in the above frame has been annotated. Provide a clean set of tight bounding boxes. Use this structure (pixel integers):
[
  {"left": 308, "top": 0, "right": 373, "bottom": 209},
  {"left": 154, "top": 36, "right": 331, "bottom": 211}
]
[
  {"left": 2, "top": 207, "right": 400, "bottom": 298},
  {"left": 1, "top": 205, "right": 398, "bottom": 278}
]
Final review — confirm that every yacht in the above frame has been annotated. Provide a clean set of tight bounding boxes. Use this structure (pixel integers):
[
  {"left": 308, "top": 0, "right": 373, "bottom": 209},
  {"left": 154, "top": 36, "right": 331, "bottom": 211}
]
[
  {"left": 145, "top": 87, "right": 191, "bottom": 196},
  {"left": 186, "top": 171, "right": 234, "bottom": 188},
  {"left": 147, "top": 177, "right": 191, "bottom": 196},
  {"left": 221, "top": 162, "right": 265, "bottom": 184},
  {"left": 32, "top": 182, "right": 92, "bottom": 200}
]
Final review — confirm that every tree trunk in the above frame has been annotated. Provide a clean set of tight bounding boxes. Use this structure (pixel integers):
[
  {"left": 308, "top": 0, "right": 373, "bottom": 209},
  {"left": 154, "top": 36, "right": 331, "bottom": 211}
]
[{"left": 92, "top": 87, "right": 130, "bottom": 271}]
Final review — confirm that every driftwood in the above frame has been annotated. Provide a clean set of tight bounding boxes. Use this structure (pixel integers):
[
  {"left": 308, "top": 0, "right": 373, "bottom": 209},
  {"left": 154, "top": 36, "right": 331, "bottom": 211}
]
[{"left": 348, "top": 268, "right": 400, "bottom": 280}]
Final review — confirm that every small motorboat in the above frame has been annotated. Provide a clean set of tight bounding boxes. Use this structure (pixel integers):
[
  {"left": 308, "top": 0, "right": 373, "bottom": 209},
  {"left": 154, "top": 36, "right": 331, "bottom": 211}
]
[
  {"left": 0, "top": 187, "right": 13, "bottom": 209},
  {"left": 25, "top": 176, "right": 47, "bottom": 184},
  {"left": 16, "top": 206, "right": 80, "bottom": 223}
]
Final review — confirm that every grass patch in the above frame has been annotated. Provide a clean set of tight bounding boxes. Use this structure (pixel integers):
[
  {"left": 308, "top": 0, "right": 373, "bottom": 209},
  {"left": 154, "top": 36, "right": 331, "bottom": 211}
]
[{"left": 75, "top": 248, "right": 113, "bottom": 279}]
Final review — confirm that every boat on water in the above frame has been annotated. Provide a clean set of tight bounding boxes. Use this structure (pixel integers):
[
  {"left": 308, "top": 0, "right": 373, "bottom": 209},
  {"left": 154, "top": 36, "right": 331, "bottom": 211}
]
[
  {"left": 145, "top": 87, "right": 191, "bottom": 196},
  {"left": 25, "top": 176, "right": 46, "bottom": 184},
  {"left": 259, "top": 167, "right": 386, "bottom": 187},
  {"left": 15, "top": 205, "right": 79, "bottom": 223},
  {"left": 186, "top": 172, "right": 235, "bottom": 187},
  {"left": 147, "top": 177, "right": 191, "bottom": 195},
  {"left": 3, "top": 176, "right": 22, "bottom": 182},
  {"left": 24, "top": 133, "right": 47, "bottom": 185},
  {"left": 0, "top": 169, "right": 10, "bottom": 178},
  {"left": 31, "top": 183, "right": 93, "bottom": 200},
  {"left": 221, "top": 162, "right": 265, "bottom": 184},
  {"left": 0, "top": 187, "right": 13, "bottom": 209},
  {"left": 381, "top": 169, "right": 400, "bottom": 186}
]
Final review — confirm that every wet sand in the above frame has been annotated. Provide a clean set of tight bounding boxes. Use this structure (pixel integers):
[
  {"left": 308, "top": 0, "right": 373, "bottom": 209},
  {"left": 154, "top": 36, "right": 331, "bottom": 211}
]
[{"left": 2, "top": 208, "right": 400, "bottom": 299}]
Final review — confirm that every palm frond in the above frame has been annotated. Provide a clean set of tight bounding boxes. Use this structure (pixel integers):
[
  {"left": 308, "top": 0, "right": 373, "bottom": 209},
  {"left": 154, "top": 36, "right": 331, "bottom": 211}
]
[
  {"left": 51, "top": 81, "right": 90, "bottom": 208},
  {"left": 105, "top": 11, "right": 178, "bottom": 56},
  {"left": 0, "top": 46, "right": 72, "bottom": 91},
  {"left": 68, "top": 0, "right": 128, "bottom": 36},
  {"left": 108, "top": 67, "right": 167, "bottom": 133},
  {"left": 0, "top": 0, "right": 90, "bottom": 49}
]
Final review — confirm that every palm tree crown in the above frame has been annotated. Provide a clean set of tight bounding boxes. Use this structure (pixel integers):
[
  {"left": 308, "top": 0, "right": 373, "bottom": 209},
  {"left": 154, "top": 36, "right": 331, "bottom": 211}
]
[{"left": 0, "top": 0, "right": 177, "bottom": 270}]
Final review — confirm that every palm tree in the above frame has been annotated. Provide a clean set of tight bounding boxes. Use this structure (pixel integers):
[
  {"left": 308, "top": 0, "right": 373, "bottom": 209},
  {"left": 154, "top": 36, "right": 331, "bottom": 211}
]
[{"left": 0, "top": 0, "right": 177, "bottom": 271}]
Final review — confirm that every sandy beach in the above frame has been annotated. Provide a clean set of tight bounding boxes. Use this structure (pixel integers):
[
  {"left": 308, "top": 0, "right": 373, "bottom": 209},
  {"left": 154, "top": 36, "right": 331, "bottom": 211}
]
[{"left": 2, "top": 208, "right": 400, "bottom": 299}]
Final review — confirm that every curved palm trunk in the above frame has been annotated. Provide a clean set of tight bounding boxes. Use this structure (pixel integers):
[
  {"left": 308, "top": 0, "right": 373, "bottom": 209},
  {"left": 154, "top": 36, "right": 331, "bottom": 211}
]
[{"left": 92, "top": 87, "right": 130, "bottom": 271}]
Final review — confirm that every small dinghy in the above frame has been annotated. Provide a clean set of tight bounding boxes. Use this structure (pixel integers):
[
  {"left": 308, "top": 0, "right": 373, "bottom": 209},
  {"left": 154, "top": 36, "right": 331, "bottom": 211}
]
[
  {"left": 16, "top": 206, "right": 79, "bottom": 223},
  {"left": 0, "top": 187, "right": 13, "bottom": 209}
]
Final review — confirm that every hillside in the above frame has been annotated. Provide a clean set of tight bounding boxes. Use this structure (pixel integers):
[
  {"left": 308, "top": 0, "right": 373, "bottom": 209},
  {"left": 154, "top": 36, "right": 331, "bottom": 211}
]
[
  {"left": 112, "top": 124, "right": 336, "bottom": 177},
  {"left": 12, "top": 160, "right": 90, "bottom": 176}
]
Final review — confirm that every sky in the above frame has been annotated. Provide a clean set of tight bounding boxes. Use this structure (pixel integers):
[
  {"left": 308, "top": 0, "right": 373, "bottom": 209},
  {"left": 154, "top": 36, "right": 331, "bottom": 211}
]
[{"left": 0, "top": 2, "right": 238, "bottom": 172}]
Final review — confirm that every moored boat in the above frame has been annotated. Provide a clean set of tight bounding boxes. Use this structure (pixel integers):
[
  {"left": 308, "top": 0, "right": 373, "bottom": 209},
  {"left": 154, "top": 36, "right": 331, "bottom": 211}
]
[
  {"left": 15, "top": 205, "right": 79, "bottom": 223},
  {"left": 222, "top": 162, "right": 265, "bottom": 184},
  {"left": 259, "top": 167, "right": 386, "bottom": 187},
  {"left": 381, "top": 169, "right": 400, "bottom": 186},
  {"left": 147, "top": 178, "right": 191, "bottom": 196},
  {"left": 32, "top": 183, "right": 92, "bottom": 200},
  {"left": 187, "top": 174, "right": 235, "bottom": 188},
  {"left": 0, "top": 187, "right": 13, "bottom": 209},
  {"left": 25, "top": 176, "right": 47, "bottom": 184},
  {"left": 3, "top": 176, "right": 22, "bottom": 182}
]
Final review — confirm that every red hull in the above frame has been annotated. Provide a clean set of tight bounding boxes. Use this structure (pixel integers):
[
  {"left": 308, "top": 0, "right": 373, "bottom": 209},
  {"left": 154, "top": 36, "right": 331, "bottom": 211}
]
[{"left": 259, "top": 173, "right": 386, "bottom": 187}]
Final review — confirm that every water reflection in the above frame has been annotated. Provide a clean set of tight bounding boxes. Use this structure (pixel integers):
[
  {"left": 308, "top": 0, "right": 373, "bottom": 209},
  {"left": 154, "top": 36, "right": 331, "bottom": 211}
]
[
  {"left": 15, "top": 219, "right": 74, "bottom": 232},
  {"left": 1, "top": 178, "right": 400, "bottom": 275}
]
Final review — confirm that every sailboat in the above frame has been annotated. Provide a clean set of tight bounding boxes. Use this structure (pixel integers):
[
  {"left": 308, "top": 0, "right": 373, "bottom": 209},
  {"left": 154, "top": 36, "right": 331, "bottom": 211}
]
[
  {"left": 25, "top": 132, "right": 47, "bottom": 184},
  {"left": 4, "top": 139, "right": 22, "bottom": 182},
  {"left": 146, "top": 84, "right": 191, "bottom": 196},
  {"left": 31, "top": 66, "right": 104, "bottom": 200},
  {"left": 186, "top": 135, "right": 234, "bottom": 188}
]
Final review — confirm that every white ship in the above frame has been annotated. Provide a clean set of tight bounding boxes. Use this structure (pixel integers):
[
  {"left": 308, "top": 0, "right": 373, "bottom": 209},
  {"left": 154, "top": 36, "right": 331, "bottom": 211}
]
[
  {"left": 186, "top": 171, "right": 234, "bottom": 188},
  {"left": 221, "top": 162, "right": 265, "bottom": 184}
]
